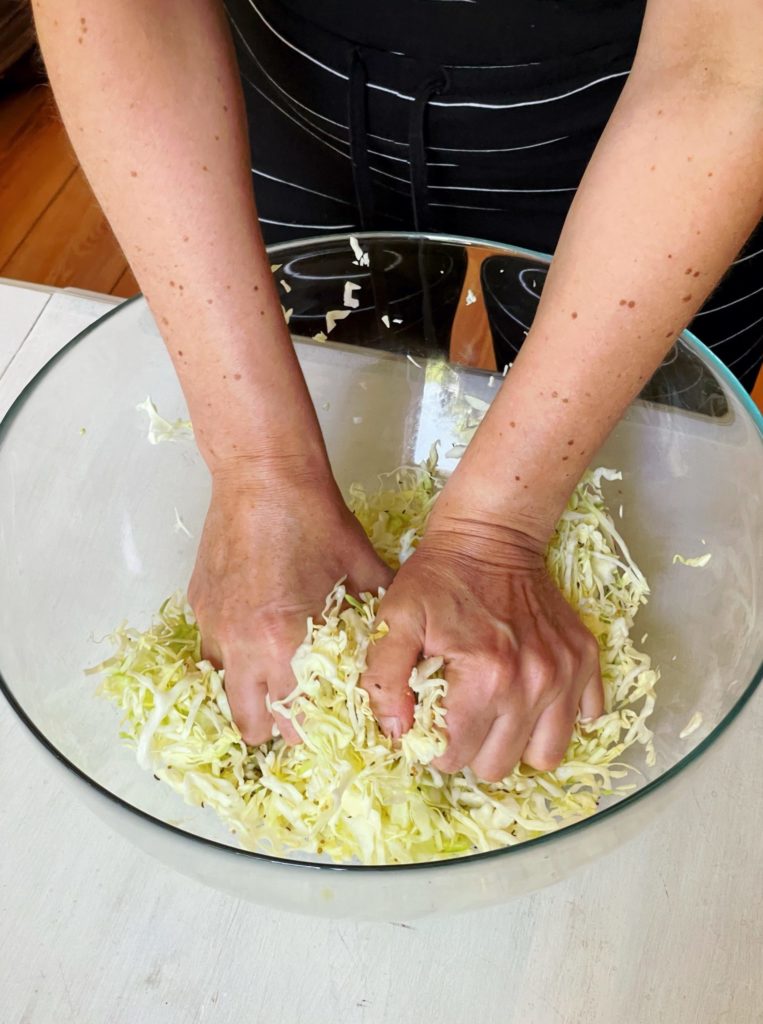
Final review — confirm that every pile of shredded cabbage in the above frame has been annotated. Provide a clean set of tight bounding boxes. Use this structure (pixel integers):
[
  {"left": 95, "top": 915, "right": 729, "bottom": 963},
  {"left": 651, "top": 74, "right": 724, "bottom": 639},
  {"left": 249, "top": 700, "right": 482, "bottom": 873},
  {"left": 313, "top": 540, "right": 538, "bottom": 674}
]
[{"left": 95, "top": 453, "right": 658, "bottom": 865}]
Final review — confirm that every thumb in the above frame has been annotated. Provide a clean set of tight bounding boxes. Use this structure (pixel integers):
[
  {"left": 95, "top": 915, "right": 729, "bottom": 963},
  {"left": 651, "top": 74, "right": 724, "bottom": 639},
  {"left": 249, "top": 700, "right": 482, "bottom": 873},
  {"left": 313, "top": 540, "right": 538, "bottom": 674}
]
[{"left": 362, "top": 615, "right": 420, "bottom": 738}]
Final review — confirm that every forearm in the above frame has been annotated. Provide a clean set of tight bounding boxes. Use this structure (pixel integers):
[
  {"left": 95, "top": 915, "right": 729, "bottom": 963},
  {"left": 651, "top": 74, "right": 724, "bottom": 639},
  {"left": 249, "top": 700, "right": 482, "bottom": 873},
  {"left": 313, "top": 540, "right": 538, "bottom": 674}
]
[
  {"left": 33, "top": 0, "right": 327, "bottom": 478},
  {"left": 443, "top": 60, "right": 763, "bottom": 540}
]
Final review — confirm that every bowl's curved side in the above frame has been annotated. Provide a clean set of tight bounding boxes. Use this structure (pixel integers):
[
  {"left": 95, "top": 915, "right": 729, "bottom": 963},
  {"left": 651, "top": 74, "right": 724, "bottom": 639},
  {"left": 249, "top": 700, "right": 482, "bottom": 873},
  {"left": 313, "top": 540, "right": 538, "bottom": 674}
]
[
  {"left": 0, "top": 232, "right": 761, "bottom": 915},
  {"left": 26, "top": 700, "right": 748, "bottom": 920}
]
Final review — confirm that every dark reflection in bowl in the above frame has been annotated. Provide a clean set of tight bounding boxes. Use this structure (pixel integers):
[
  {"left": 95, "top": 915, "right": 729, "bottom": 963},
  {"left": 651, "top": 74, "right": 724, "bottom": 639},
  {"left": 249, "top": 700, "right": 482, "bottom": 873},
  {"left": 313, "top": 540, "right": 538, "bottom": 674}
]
[{"left": 280, "top": 235, "right": 728, "bottom": 419}]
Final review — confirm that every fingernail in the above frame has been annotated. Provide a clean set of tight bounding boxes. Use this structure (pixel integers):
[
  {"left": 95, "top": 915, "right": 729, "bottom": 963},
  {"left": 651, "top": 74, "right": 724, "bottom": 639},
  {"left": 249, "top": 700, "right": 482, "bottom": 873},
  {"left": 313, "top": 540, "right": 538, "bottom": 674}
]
[{"left": 378, "top": 715, "right": 402, "bottom": 739}]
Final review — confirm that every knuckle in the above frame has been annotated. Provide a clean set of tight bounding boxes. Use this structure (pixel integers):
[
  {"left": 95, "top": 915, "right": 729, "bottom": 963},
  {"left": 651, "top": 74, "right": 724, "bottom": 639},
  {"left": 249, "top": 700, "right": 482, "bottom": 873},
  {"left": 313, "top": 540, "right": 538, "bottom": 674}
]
[
  {"left": 580, "top": 630, "right": 600, "bottom": 666},
  {"left": 521, "top": 649, "right": 555, "bottom": 704},
  {"left": 241, "top": 722, "right": 274, "bottom": 747},
  {"left": 273, "top": 712, "right": 301, "bottom": 746},
  {"left": 214, "top": 622, "right": 239, "bottom": 649},
  {"left": 433, "top": 752, "right": 465, "bottom": 775},
  {"left": 230, "top": 699, "right": 273, "bottom": 746},
  {"left": 472, "top": 759, "right": 511, "bottom": 784},
  {"left": 475, "top": 660, "right": 510, "bottom": 704},
  {"left": 433, "top": 739, "right": 467, "bottom": 775},
  {"left": 555, "top": 645, "right": 578, "bottom": 681},
  {"left": 524, "top": 746, "right": 565, "bottom": 772},
  {"left": 210, "top": 606, "right": 247, "bottom": 647}
]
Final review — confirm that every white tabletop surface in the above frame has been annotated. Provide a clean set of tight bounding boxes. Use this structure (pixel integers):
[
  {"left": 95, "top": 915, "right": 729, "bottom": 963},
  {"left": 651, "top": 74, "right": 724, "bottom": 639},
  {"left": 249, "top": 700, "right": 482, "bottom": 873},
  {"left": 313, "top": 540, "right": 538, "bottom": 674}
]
[{"left": 0, "top": 279, "right": 761, "bottom": 1024}]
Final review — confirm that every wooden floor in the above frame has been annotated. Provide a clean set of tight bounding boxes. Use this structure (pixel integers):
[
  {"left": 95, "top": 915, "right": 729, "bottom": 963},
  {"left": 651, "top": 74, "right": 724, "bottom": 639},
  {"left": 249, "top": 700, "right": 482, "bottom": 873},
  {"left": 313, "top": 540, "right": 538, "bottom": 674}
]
[{"left": 0, "top": 83, "right": 138, "bottom": 297}]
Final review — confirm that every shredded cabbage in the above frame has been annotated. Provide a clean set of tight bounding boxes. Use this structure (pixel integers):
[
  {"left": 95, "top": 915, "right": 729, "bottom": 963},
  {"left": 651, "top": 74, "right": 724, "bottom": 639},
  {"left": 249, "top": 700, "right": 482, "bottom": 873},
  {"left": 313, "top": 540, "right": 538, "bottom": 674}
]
[
  {"left": 95, "top": 455, "right": 658, "bottom": 865},
  {"left": 137, "top": 397, "right": 193, "bottom": 444},
  {"left": 672, "top": 553, "right": 712, "bottom": 568},
  {"left": 679, "top": 711, "right": 703, "bottom": 739}
]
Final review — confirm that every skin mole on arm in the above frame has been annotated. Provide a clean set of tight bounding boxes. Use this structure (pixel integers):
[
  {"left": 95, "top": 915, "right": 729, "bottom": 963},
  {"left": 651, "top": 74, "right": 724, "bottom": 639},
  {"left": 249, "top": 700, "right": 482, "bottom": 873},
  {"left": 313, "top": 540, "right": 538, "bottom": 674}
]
[{"left": 571, "top": 311, "right": 578, "bottom": 319}]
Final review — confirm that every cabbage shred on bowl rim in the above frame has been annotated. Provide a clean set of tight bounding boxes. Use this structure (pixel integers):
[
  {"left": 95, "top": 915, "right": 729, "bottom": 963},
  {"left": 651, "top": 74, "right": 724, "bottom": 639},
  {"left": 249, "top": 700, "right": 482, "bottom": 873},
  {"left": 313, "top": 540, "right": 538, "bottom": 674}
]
[{"left": 93, "top": 452, "right": 658, "bottom": 866}]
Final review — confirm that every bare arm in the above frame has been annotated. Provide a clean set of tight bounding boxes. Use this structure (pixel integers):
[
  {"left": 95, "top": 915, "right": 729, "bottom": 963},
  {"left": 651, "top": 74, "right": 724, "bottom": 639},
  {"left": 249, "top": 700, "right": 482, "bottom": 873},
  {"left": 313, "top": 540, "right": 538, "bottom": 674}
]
[
  {"left": 439, "top": 0, "right": 763, "bottom": 540},
  {"left": 34, "top": 0, "right": 390, "bottom": 746},
  {"left": 33, "top": 0, "right": 325, "bottom": 482},
  {"left": 367, "top": 0, "right": 763, "bottom": 777}
]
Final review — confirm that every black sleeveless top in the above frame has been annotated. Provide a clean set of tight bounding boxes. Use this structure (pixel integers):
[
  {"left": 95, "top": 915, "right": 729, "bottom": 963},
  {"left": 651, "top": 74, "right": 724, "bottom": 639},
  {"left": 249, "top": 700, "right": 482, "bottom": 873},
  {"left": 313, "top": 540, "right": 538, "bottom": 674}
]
[{"left": 225, "top": 0, "right": 763, "bottom": 390}]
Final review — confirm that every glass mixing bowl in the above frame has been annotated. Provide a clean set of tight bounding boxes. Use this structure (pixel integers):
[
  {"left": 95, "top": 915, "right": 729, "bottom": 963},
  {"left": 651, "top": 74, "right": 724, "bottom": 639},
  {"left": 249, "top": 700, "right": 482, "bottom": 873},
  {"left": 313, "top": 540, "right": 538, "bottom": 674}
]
[{"left": 1, "top": 233, "right": 761, "bottom": 920}]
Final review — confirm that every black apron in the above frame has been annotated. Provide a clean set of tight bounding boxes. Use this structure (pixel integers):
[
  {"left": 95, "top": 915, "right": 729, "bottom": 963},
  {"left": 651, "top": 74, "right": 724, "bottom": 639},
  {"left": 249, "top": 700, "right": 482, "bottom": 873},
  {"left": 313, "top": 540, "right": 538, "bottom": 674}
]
[{"left": 225, "top": 0, "right": 762, "bottom": 391}]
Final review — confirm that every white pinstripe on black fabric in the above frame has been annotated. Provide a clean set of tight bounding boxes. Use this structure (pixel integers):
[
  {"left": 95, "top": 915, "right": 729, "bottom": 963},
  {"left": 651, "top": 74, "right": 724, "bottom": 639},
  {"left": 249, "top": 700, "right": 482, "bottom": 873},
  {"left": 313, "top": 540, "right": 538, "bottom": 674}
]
[
  {"left": 429, "top": 201, "right": 505, "bottom": 212},
  {"left": 732, "top": 246, "right": 763, "bottom": 266},
  {"left": 245, "top": 0, "right": 631, "bottom": 110},
  {"left": 709, "top": 313, "right": 763, "bottom": 348},
  {"left": 259, "top": 216, "right": 356, "bottom": 229},
  {"left": 430, "top": 136, "right": 569, "bottom": 153},
  {"left": 429, "top": 183, "right": 577, "bottom": 194},
  {"left": 239, "top": 70, "right": 410, "bottom": 198},
  {"left": 231, "top": 1, "right": 761, "bottom": 386},
  {"left": 695, "top": 282, "right": 763, "bottom": 317},
  {"left": 251, "top": 167, "right": 355, "bottom": 205},
  {"left": 232, "top": 17, "right": 573, "bottom": 157},
  {"left": 725, "top": 332, "right": 763, "bottom": 369}
]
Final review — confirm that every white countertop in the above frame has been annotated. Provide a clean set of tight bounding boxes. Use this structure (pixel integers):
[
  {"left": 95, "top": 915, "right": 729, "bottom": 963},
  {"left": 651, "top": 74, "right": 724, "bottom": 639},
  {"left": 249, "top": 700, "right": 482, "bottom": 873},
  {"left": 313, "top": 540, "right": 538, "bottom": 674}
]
[{"left": 0, "top": 279, "right": 761, "bottom": 1024}]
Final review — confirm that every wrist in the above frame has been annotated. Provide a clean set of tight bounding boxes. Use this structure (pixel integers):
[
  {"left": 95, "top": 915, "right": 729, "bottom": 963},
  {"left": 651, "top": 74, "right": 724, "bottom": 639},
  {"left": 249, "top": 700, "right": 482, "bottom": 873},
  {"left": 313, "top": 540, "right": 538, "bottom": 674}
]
[
  {"left": 423, "top": 505, "right": 548, "bottom": 574},
  {"left": 209, "top": 442, "right": 335, "bottom": 498},
  {"left": 430, "top": 467, "right": 558, "bottom": 554}
]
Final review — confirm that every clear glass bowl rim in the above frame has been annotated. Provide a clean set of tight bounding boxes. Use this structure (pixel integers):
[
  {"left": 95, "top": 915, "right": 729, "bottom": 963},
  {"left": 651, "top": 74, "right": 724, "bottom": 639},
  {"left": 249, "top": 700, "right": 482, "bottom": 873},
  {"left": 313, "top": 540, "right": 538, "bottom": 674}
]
[{"left": 1, "top": 230, "right": 761, "bottom": 874}]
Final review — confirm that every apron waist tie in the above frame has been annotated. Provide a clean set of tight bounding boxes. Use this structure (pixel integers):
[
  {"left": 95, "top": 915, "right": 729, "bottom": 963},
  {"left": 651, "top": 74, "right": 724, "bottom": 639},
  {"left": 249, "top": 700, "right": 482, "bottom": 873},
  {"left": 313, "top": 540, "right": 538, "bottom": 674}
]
[
  {"left": 408, "top": 68, "right": 449, "bottom": 232},
  {"left": 349, "top": 50, "right": 450, "bottom": 232}
]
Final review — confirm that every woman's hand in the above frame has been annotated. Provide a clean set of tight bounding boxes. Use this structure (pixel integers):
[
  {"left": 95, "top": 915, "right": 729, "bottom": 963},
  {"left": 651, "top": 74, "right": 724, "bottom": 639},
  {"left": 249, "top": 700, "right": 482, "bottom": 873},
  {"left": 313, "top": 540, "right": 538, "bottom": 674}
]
[
  {"left": 363, "top": 514, "right": 603, "bottom": 781},
  {"left": 189, "top": 459, "right": 392, "bottom": 746}
]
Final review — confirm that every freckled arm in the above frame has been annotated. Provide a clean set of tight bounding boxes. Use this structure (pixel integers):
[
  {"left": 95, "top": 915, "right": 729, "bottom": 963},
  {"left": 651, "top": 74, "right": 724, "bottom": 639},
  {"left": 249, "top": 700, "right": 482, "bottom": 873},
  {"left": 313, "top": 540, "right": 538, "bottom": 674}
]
[
  {"left": 33, "top": 0, "right": 331, "bottom": 480},
  {"left": 437, "top": 0, "right": 763, "bottom": 542}
]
